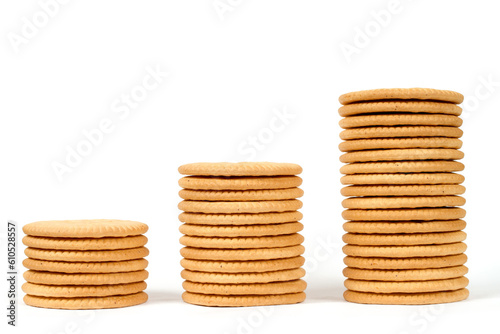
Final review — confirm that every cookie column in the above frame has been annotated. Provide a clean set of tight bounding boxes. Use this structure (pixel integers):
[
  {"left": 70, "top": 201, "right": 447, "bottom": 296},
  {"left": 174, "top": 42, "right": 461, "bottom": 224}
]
[
  {"left": 177, "top": 162, "right": 306, "bottom": 307},
  {"left": 338, "top": 88, "right": 468, "bottom": 305}
]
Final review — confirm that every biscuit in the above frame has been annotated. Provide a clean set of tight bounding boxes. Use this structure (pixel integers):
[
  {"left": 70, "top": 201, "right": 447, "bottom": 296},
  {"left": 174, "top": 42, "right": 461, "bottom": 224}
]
[
  {"left": 340, "top": 126, "right": 463, "bottom": 140},
  {"left": 181, "top": 268, "right": 306, "bottom": 284},
  {"left": 178, "top": 162, "right": 302, "bottom": 176},
  {"left": 343, "top": 254, "right": 467, "bottom": 269},
  {"left": 22, "top": 281, "right": 147, "bottom": 297},
  {"left": 179, "top": 222, "right": 304, "bottom": 237},
  {"left": 179, "top": 212, "right": 303, "bottom": 226},
  {"left": 342, "top": 231, "right": 467, "bottom": 246},
  {"left": 342, "top": 220, "right": 467, "bottom": 234},
  {"left": 339, "top": 114, "right": 462, "bottom": 129},
  {"left": 341, "top": 173, "right": 465, "bottom": 185},
  {"left": 22, "top": 235, "right": 148, "bottom": 251},
  {"left": 23, "top": 258, "right": 149, "bottom": 273},
  {"left": 342, "top": 208, "right": 466, "bottom": 221},
  {"left": 23, "top": 219, "right": 148, "bottom": 238},
  {"left": 342, "top": 196, "right": 466, "bottom": 209},
  {"left": 182, "top": 279, "right": 307, "bottom": 295},
  {"left": 180, "top": 245, "right": 305, "bottom": 261},
  {"left": 180, "top": 256, "right": 305, "bottom": 273},
  {"left": 24, "top": 270, "right": 149, "bottom": 285},
  {"left": 179, "top": 176, "right": 302, "bottom": 190},
  {"left": 339, "top": 137, "right": 463, "bottom": 152},
  {"left": 24, "top": 292, "right": 148, "bottom": 310},
  {"left": 179, "top": 188, "right": 304, "bottom": 201},
  {"left": 25, "top": 247, "right": 149, "bottom": 262},
  {"left": 338, "top": 88, "right": 464, "bottom": 105},
  {"left": 343, "top": 242, "right": 467, "bottom": 258},
  {"left": 338, "top": 101, "right": 462, "bottom": 117},
  {"left": 178, "top": 199, "right": 303, "bottom": 214},
  {"left": 340, "top": 161, "right": 464, "bottom": 174},
  {"left": 179, "top": 233, "right": 304, "bottom": 249},
  {"left": 343, "top": 265, "right": 468, "bottom": 281},
  {"left": 345, "top": 276, "right": 468, "bottom": 293},
  {"left": 343, "top": 289, "right": 468, "bottom": 305},
  {"left": 341, "top": 185, "right": 466, "bottom": 197},
  {"left": 182, "top": 291, "right": 305, "bottom": 307},
  {"left": 340, "top": 149, "right": 464, "bottom": 163}
]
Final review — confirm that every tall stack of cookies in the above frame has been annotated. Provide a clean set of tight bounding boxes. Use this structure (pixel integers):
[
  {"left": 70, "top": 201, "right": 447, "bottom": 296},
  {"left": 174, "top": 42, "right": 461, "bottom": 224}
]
[
  {"left": 178, "top": 162, "right": 307, "bottom": 307},
  {"left": 338, "top": 88, "right": 469, "bottom": 305},
  {"left": 22, "top": 220, "right": 149, "bottom": 309}
]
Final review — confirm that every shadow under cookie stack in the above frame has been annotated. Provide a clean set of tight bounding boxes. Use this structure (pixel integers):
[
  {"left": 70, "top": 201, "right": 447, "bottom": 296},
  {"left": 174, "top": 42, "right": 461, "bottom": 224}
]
[
  {"left": 22, "top": 219, "right": 149, "bottom": 309},
  {"left": 338, "top": 88, "right": 469, "bottom": 305},
  {"left": 178, "top": 162, "right": 307, "bottom": 307}
]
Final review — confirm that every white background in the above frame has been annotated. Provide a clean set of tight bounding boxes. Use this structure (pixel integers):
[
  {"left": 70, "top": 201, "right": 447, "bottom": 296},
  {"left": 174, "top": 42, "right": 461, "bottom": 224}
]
[{"left": 2, "top": 1, "right": 500, "bottom": 333}]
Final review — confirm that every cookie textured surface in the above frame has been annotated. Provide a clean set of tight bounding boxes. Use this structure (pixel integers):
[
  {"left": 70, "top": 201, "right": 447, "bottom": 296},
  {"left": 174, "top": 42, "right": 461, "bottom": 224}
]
[
  {"left": 343, "top": 220, "right": 467, "bottom": 234},
  {"left": 22, "top": 258, "right": 149, "bottom": 273},
  {"left": 343, "top": 254, "right": 467, "bottom": 269},
  {"left": 343, "top": 266, "right": 468, "bottom": 281},
  {"left": 23, "top": 220, "right": 148, "bottom": 238},
  {"left": 340, "top": 149, "right": 464, "bottom": 163},
  {"left": 342, "top": 231, "right": 466, "bottom": 246},
  {"left": 339, "top": 88, "right": 464, "bottom": 105},
  {"left": 181, "top": 256, "right": 305, "bottom": 273},
  {"left": 178, "top": 199, "right": 302, "bottom": 214},
  {"left": 179, "top": 188, "right": 304, "bottom": 201},
  {"left": 181, "top": 268, "right": 306, "bottom": 284},
  {"left": 341, "top": 185, "right": 466, "bottom": 197},
  {"left": 339, "top": 137, "right": 463, "bottom": 152},
  {"left": 345, "top": 276, "right": 468, "bottom": 293},
  {"left": 340, "top": 161, "right": 464, "bottom": 174},
  {"left": 24, "top": 270, "right": 149, "bottom": 285},
  {"left": 342, "top": 208, "right": 466, "bottom": 221},
  {"left": 343, "top": 242, "right": 467, "bottom": 258},
  {"left": 180, "top": 245, "right": 305, "bottom": 261},
  {"left": 22, "top": 235, "right": 148, "bottom": 250},
  {"left": 182, "top": 291, "right": 305, "bottom": 307},
  {"left": 183, "top": 280, "right": 306, "bottom": 295},
  {"left": 179, "top": 222, "right": 303, "bottom": 237},
  {"left": 178, "top": 162, "right": 302, "bottom": 176},
  {"left": 179, "top": 176, "right": 302, "bottom": 190},
  {"left": 22, "top": 281, "right": 147, "bottom": 297},
  {"left": 339, "top": 114, "right": 462, "bottom": 129},
  {"left": 180, "top": 233, "right": 304, "bottom": 249},
  {"left": 340, "top": 126, "right": 463, "bottom": 140},
  {"left": 25, "top": 247, "right": 149, "bottom": 262},
  {"left": 344, "top": 289, "right": 468, "bottom": 305},
  {"left": 24, "top": 292, "right": 148, "bottom": 310},
  {"left": 341, "top": 173, "right": 465, "bottom": 185},
  {"left": 179, "top": 212, "right": 303, "bottom": 226},
  {"left": 338, "top": 101, "right": 463, "bottom": 117},
  {"left": 342, "top": 196, "right": 466, "bottom": 209}
]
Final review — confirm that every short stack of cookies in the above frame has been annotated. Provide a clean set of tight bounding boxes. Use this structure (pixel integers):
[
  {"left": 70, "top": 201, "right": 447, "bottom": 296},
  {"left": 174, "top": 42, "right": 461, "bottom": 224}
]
[
  {"left": 338, "top": 88, "right": 469, "bottom": 305},
  {"left": 178, "top": 162, "right": 306, "bottom": 307},
  {"left": 22, "top": 219, "right": 149, "bottom": 309}
]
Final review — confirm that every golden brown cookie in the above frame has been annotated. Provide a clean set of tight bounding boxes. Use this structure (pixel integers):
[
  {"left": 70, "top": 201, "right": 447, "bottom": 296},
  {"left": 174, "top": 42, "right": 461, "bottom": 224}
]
[
  {"left": 343, "top": 289, "right": 468, "bottom": 305},
  {"left": 344, "top": 276, "right": 468, "bottom": 293},
  {"left": 24, "top": 270, "right": 149, "bottom": 285},
  {"left": 338, "top": 88, "right": 464, "bottom": 105},
  {"left": 338, "top": 101, "right": 463, "bottom": 117},
  {"left": 340, "top": 161, "right": 464, "bottom": 174},
  {"left": 342, "top": 220, "right": 467, "bottom": 234},
  {"left": 179, "top": 222, "right": 303, "bottom": 237},
  {"left": 180, "top": 245, "right": 305, "bottom": 261},
  {"left": 343, "top": 265, "right": 468, "bottom": 281},
  {"left": 343, "top": 242, "right": 467, "bottom": 258},
  {"left": 178, "top": 162, "right": 302, "bottom": 176},
  {"left": 179, "top": 233, "right": 304, "bottom": 249},
  {"left": 339, "top": 114, "right": 462, "bottom": 129},
  {"left": 180, "top": 256, "right": 305, "bottom": 273},
  {"left": 343, "top": 254, "right": 467, "bottom": 269},
  {"left": 24, "top": 247, "right": 149, "bottom": 262},
  {"left": 179, "top": 212, "right": 303, "bottom": 226},
  {"left": 342, "top": 208, "right": 466, "bottom": 221},
  {"left": 178, "top": 199, "right": 302, "bottom": 214},
  {"left": 22, "top": 235, "right": 148, "bottom": 250},
  {"left": 22, "top": 281, "right": 147, "bottom": 297},
  {"left": 342, "top": 196, "right": 466, "bottom": 209},
  {"left": 22, "top": 258, "right": 149, "bottom": 273},
  {"left": 181, "top": 268, "right": 306, "bottom": 283},
  {"left": 24, "top": 292, "right": 148, "bottom": 309},
  {"left": 341, "top": 173, "right": 465, "bottom": 185},
  {"left": 179, "top": 176, "right": 302, "bottom": 190},
  {"left": 342, "top": 231, "right": 467, "bottom": 246},
  {"left": 340, "top": 126, "right": 463, "bottom": 140},
  {"left": 182, "top": 279, "right": 307, "bottom": 295},
  {"left": 182, "top": 291, "right": 305, "bottom": 307},
  {"left": 179, "top": 188, "right": 304, "bottom": 201},
  {"left": 341, "top": 185, "right": 466, "bottom": 197},
  {"left": 340, "top": 149, "right": 464, "bottom": 163},
  {"left": 339, "top": 137, "right": 463, "bottom": 152}
]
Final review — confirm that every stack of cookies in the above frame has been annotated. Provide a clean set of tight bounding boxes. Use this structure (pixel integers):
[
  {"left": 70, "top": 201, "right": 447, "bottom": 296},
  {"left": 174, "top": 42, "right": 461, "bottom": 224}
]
[
  {"left": 22, "top": 219, "right": 149, "bottom": 309},
  {"left": 178, "top": 162, "right": 307, "bottom": 307},
  {"left": 338, "top": 88, "right": 469, "bottom": 305}
]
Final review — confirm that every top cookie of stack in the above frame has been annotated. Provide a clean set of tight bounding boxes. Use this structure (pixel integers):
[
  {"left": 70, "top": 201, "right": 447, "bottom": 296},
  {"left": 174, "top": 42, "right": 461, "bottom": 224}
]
[
  {"left": 22, "top": 219, "right": 149, "bottom": 310},
  {"left": 338, "top": 88, "right": 468, "bottom": 305},
  {"left": 178, "top": 162, "right": 306, "bottom": 307}
]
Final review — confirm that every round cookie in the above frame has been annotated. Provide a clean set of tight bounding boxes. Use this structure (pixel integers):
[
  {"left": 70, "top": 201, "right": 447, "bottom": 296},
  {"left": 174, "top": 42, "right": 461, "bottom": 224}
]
[
  {"left": 182, "top": 291, "right": 305, "bottom": 307},
  {"left": 183, "top": 279, "right": 306, "bottom": 295},
  {"left": 342, "top": 196, "right": 466, "bottom": 209},
  {"left": 178, "top": 162, "right": 302, "bottom": 176},
  {"left": 181, "top": 268, "right": 306, "bottom": 284},
  {"left": 23, "top": 258, "right": 149, "bottom": 273},
  {"left": 179, "top": 233, "right": 304, "bottom": 249},
  {"left": 338, "top": 101, "right": 463, "bottom": 117},
  {"left": 343, "top": 265, "right": 468, "bottom": 281},
  {"left": 25, "top": 247, "right": 149, "bottom": 262},
  {"left": 340, "top": 149, "right": 464, "bottom": 163},
  {"left": 22, "top": 281, "right": 147, "bottom": 297},
  {"left": 340, "top": 161, "right": 464, "bottom": 174},
  {"left": 341, "top": 185, "right": 466, "bottom": 197},
  {"left": 24, "top": 292, "right": 148, "bottom": 310},
  {"left": 338, "top": 88, "right": 464, "bottom": 105},
  {"left": 341, "top": 173, "right": 465, "bottom": 185},
  {"left": 179, "top": 188, "right": 304, "bottom": 201},
  {"left": 340, "top": 126, "right": 463, "bottom": 140},
  {"left": 343, "top": 254, "right": 468, "bottom": 269},
  {"left": 180, "top": 245, "right": 305, "bottom": 261},
  {"left": 344, "top": 289, "right": 469, "bottom": 305},
  {"left": 345, "top": 276, "right": 468, "bottom": 293},
  {"left": 22, "top": 235, "right": 148, "bottom": 250},
  {"left": 339, "top": 137, "right": 463, "bottom": 152},
  {"left": 342, "top": 231, "right": 467, "bottom": 246},
  {"left": 179, "top": 211, "right": 303, "bottom": 226},
  {"left": 342, "top": 220, "right": 467, "bottom": 234},
  {"left": 342, "top": 208, "right": 466, "bottom": 221},
  {"left": 179, "top": 222, "right": 304, "bottom": 237},
  {"left": 24, "top": 270, "right": 149, "bottom": 285},
  {"left": 180, "top": 256, "right": 305, "bottom": 273},
  {"left": 343, "top": 242, "right": 467, "bottom": 258},
  {"left": 339, "top": 114, "right": 462, "bottom": 129},
  {"left": 23, "top": 219, "right": 148, "bottom": 238},
  {"left": 179, "top": 176, "right": 302, "bottom": 190},
  {"left": 178, "top": 199, "right": 303, "bottom": 214}
]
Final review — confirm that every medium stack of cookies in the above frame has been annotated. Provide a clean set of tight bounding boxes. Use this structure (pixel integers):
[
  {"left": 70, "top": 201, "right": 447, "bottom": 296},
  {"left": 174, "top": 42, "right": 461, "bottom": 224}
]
[
  {"left": 22, "top": 219, "right": 149, "bottom": 309},
  {"left": 178, "top": 162, "right": 307, "bottom": 307},
  {"left": 338, "top": 88, "right": 469, "bottom": 305}
]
